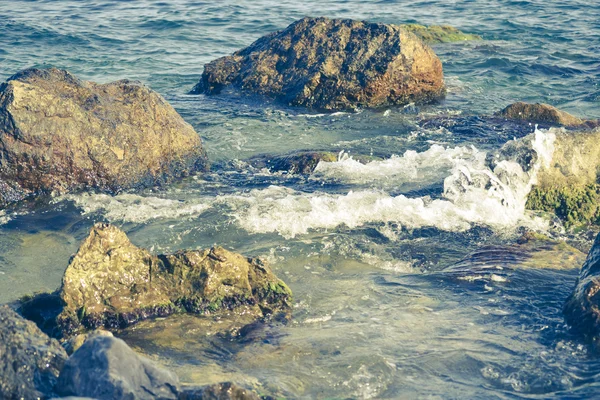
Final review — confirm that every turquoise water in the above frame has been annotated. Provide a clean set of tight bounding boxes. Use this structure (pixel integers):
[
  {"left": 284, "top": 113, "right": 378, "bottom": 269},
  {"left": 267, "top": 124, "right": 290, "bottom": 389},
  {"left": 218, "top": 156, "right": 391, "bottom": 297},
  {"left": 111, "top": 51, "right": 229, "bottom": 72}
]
[{"left": 1, "top": 1, "right": 600, "bottom": 398}]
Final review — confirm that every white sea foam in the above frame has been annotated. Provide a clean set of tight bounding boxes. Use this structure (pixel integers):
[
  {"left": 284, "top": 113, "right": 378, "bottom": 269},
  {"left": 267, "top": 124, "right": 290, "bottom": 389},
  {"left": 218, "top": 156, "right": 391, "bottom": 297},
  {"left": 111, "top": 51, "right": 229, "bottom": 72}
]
[{"left": 61, "top": 193, "right": 211, "bottom": 223}]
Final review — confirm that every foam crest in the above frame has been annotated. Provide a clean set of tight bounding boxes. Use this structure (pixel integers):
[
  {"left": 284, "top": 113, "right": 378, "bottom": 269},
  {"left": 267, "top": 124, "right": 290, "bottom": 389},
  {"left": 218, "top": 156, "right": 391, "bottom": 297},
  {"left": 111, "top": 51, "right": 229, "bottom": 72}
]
[{"left": 61, "top": 193, "right": 211, "bottom": 223}]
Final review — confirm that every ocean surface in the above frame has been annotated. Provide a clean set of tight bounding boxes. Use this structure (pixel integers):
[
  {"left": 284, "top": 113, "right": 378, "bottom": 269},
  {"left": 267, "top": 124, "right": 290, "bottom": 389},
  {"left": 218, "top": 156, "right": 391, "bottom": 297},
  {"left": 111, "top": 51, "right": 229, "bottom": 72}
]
[{"left": 1, "top": 1, "right": 600, "bottom": 398}]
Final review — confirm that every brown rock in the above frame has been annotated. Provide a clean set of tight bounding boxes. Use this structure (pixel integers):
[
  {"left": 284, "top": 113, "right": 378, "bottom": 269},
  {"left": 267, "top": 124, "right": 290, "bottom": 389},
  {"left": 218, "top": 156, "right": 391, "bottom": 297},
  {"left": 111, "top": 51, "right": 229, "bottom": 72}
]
[
  {"left": 21, "top": 223, "right": 292, "bottom": 338},
  {"left": 0, "top": 68, "right": 208, "bottom": 208},
  {"left": 192, "top": 17, "right": 445, "bottom": 111},
  {"left": 496, "top": 102, "right": 585, "bottom": 126}
]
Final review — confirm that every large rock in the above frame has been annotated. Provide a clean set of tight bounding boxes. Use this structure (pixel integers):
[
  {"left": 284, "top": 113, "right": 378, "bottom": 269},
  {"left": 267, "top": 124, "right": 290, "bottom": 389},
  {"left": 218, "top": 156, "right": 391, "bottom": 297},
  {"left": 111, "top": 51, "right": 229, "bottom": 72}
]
[
  {"left": 21, "top": 223, "right": 292, "bottom": 338},
  {"left": 0, "top": 305, "right": 68, "bottom": 400},
  {"left": 192, "top": 17, "right": 445, "bottom": 111},
  {"left": 564, "top": 233, "right": 600, "bottom": 342},
  {"left": 0, "top": 68, "right": 208, "bottom": 208},
  {"left": 496, "top": 102, "right": 590, "bottom": 127},
  {"left": 525, "top": 128, "right": 600, "bottom": 226},
  {"left": 55, "top": 335, "right": 179, "bottom": 400}
]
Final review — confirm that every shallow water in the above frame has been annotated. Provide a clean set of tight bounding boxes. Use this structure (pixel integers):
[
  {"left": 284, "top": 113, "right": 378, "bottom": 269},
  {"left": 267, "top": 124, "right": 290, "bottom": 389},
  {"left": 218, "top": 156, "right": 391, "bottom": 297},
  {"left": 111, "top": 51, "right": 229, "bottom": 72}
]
[{"left": 1, "top": 0, "right": 600, "bottom": 398}]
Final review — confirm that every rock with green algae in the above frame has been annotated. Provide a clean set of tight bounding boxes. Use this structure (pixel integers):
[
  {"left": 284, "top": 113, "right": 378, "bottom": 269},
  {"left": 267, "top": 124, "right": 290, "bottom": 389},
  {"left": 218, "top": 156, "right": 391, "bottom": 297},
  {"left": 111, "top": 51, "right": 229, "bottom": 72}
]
[
  {"left": 525, "top": 128, "right": 600, "bottom": 227},
  {"left": 19, "top": 223, "right": 292, "bottom": 339},
  {"left": 401, "top": 24, "right": 481, "bottom": 44},
  {"left": 0, "top": 67, "right": 208, "bottom": 209}
]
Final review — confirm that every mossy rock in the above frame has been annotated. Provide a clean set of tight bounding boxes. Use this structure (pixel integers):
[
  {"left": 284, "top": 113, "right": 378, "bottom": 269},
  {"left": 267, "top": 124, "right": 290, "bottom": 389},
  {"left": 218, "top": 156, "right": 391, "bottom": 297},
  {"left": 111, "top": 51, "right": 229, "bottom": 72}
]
[
  {"left": 401, "top": 24, "right": 481, "bottom": 44},
  {"left": 20, "top": 223, "right": 292, "bottom": 339},
  {"left": 526, "top": 184, "right": 600, "bottom": 227}
]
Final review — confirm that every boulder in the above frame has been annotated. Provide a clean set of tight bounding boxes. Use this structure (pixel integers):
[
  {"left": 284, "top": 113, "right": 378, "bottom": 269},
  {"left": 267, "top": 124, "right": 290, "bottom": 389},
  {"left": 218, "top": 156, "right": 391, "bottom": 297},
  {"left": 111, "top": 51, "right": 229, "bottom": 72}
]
[
  {"left": 192, "top": 17, "right": 445, "bottom": 111},
  {"left": 0, "top": 68, "right": 208, "bottom": 208},
  {"left": 63, "top": 329, "right": 114, "bottom": 355},
  {"left": 401, "top": 24, "right": 481, "bottom": 44},
  {"left": 0, "top": 305, "right": 68, "bottom": 400},
  {"left": 55, "top": 335, "right": 179, "bottom": 400},
  {"left": 525, "top": 128, "right": 600, "bottom": 226},
  {"left": 21, "top": 223, "right": 292, "bottom": 338},
  {"left": 496, "top": 102, "right": 588, "bottom": 127},
  {"left": 564, "top": 233, "right": 600, "bottom": 342}
]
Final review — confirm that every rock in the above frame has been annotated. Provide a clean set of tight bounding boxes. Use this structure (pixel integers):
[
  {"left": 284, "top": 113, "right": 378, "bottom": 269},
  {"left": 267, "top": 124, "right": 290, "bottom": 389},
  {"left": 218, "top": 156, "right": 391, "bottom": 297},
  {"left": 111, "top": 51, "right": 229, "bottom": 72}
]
[
  {"left": 178, "top": 382, "right": 263, "bottom": 400},
  {"left": 55, "top": 335, "right": 179, "bottom": 400},
  {"left": 496, "top": 102, "right": 586, "bottom": 127},
  {"left": 64, "top": 329, "right": 114, "bottom": 355},
  {"left": 564, "top": 233, "right": 600, "bottom": 341},
  {"left": 401, "top": 24, "right": 481, "bottom": 44},
  {"left": 192, "top": 17, "right": 445, "bottom": 111},
  {"left": 0, "top": 305, "right": 68, "bottom": 400},
  {"left": 0, "top": 68, "right": 208, "bottom": 209},
  {"left": 21, "top": 223, "right": 292, "bottom": 338},
  {"left": 248, "top": 151, "right": 338, "bottom": 174},
  {"left": 525, "top": 128, "right": 600, "bottom": 226}
]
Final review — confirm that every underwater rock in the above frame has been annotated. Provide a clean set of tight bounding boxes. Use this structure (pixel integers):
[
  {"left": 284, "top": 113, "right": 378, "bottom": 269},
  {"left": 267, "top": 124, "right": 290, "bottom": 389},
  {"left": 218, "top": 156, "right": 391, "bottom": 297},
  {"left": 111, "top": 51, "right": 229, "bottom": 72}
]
[
  {"left": 0, "top": 305, "right": 68, "bottom": 400},
  {"left": 192, "top": 17, "right": 445, "bottom": 111},
  {"left": 564, "top": 233, "right": 600, "bottom": 341},
  {"left": 55, "top": 335, "right": 179, "bottom": 400},
  {"left": 496, "top": 102, "right": 587, "bottom": 127},
  {"left": 401, "top": 24, "right": 481, "bottom": 44},
  {"left": 525, "top": 128, "right": 600, "bottom": 226},
  {"left": 22, "top": 223, "right": 292, "bottom": 338},
  {"left": 0, "top": 67, "right": 208, "bottom": 209},
  {"left": 178, "top": 382, "right": 263, "bottom": 400}
]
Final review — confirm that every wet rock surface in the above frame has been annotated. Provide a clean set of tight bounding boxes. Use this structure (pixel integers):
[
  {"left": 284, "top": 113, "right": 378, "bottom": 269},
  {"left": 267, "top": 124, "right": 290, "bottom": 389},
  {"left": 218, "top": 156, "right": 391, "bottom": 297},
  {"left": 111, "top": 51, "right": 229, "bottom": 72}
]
[
  {"left": 179, "top": 382, "right": 264, "bottom": 400},
  {"left": 0, "top": 67, "right": 208, "bottom": 209},
  {"left": 55, "top": 335, "right": 179, "bottom": 400},
  {"left": 192, "top": 17, "right": 445, "bottom": 111},
  {"left": 20, "top": 223, "right": 292, "bottom": 339},
  {"left": 0, "top": 305, "right": 68, "bottom": 400},
  {"left": 564, "top": 233, "right": 600, "bottom": 342},
  {"left": 496, "top": 102, "right": 597, "bottom": 127}
]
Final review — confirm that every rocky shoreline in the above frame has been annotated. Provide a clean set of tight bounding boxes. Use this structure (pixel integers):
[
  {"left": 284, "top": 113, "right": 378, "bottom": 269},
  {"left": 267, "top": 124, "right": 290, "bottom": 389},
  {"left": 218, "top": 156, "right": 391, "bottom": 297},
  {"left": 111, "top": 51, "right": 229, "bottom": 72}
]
[{"left": 2, "top": 14, "right": 600, "bottom": 399}]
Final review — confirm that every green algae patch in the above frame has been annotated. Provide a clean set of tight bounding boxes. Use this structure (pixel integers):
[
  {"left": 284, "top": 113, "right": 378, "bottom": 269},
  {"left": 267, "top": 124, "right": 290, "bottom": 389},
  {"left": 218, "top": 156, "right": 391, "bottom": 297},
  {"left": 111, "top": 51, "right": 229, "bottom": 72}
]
[
  {"left": 527, "top": 184, "right": 600, "bottom": 227},
  {"left": 401, "top": 24, "right": 481, "bottom": 44}
]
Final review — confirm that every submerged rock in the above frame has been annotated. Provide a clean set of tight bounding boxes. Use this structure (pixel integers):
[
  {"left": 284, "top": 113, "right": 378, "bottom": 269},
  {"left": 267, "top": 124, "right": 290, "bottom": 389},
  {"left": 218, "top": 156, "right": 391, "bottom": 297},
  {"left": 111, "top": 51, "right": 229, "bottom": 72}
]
[
  {"left": 564, "top": 233, "right": 600, "bottom": 342},
  {"left": 0, "top": 305, "right": 68, "bottom": 400},
  {"left": 402, "top": 24, "right": 481, "bottom": 44},
  {"left": 21, "top": 223, "right": 292, "bottom": 338},
  {"left": 55, "top": 335, "right": 179, "bottom": 400},
  {"left": 192, "top": 17, "right": 445, "bottom": 111},
  {"left": 248, "top": 151, "right": 338, "bottom": 174},
  {"left": 179, "top": 382, "right": 263, "bottom": 400},
  {"left": 0, "top": 68, "right": 208, "bottom": 209},
  {"left": 496, "top": 102, "right": 592, "bottom": 127}
]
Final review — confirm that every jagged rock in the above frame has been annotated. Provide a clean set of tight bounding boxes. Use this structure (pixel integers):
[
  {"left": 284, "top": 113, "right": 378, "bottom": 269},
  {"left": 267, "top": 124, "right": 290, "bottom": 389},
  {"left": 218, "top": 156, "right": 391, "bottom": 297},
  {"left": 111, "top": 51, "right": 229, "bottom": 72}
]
[
  {"left": 21, "top": 223, "right": 292, "bottom": 338},
  {"left": 496, "top": 102, "right": 588, "bottom": 127},
  {"left": 248, "top": 151, "right": 338, "bottom": 174},
  {"left": 55, "top": 335, "right": 179, "bottom": 400},
  {"left": 402, "top": 24, "right": 481, "bottom": 44},
  {"left": 564, "top": 233, "right": 600, "bottom": 342},
  {"left": 0, "top": 68, "right": 208, "bottom": 209},
  {"left": 178, "top": 382, "right": 263, "bottom": 400},
  {"left": 192, "top": 17, "right": 445, "bottom": 111},
  {"left": 0, "top": 305, "right": 68, "bottom": 400}
]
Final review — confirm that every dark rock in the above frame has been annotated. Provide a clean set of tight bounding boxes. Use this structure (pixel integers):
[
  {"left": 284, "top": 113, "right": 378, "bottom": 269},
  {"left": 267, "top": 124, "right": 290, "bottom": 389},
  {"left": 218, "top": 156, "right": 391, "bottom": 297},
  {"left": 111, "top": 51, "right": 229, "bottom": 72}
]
[
  {"left": 0, "top": 305, "right": 68, "bottom": 400},
  {"left": 21, "top": 223, "right": 292, "bottom": 338},
  {"left": 192, "top": 17, "right": 445, "bottom": 111},
  {"left": 564, "top": 233, "right": 600, "bottom": 341},
  {"left": 0, "top": 67, "right": 208, "bottom": 209},
  {"left": 55, "top": 335, "right": 179, "bottom": 400},
  {"left": 496, "top": 102, "right": 587, "bottom": 127},
  {"left": 248, "top": 151, "right": 338, "bottom": 174},
  {"left": 178, "top": 382, "right": 263, "bottom": 400}
]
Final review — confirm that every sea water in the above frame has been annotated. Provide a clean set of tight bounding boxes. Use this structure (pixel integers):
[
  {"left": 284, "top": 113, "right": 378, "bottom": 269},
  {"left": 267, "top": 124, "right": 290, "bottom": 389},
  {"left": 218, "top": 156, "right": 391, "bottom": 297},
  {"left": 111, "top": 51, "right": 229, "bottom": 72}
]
[{"left": 1, "top": 0, "right": 600, "bottom": 398}]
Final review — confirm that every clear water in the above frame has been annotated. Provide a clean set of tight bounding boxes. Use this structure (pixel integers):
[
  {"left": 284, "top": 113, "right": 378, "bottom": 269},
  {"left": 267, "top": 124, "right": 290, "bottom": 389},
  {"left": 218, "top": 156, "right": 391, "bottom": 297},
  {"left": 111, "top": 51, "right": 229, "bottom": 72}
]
[{"left": 1, "top": 1, "right": 600, "bottom": 398}]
